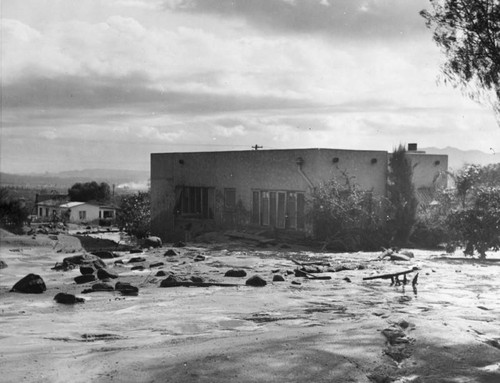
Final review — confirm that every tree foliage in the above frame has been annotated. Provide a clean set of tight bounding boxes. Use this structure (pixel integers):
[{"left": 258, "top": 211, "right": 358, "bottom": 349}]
[
  {"left": 0, "top": 188, "right": 29, "bottom": 234},
  {"left": 68, "top": 181, "right": 111, "bottom": 202},
  {"left": 446, "top": 186, "right": 500, "bottom": 258},
  {"left": 309, "top": 173, "right": 388, "bottom": 252},
  {"left": 387, "top": 145, "right": 418, "bottom": 247},
  {"left": 421, "top": 0, "right": 500, "bottom": 119},
  {"left": 116, "top": 191, "right": 151, "bottom": 240}
]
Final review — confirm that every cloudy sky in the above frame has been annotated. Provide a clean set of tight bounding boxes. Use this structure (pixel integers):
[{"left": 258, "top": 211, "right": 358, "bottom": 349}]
[{"left": 1, "top": 0, "right": 499, "bottom": 174}]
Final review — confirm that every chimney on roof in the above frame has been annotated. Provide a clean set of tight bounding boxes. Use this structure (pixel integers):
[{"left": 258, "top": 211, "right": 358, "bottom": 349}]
[{"left": 408, "top": 143, "right": 417, "bottom": 152}]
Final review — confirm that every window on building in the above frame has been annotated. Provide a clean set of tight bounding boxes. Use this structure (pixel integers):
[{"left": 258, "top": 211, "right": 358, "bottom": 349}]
[
  {"left": 224, "top": 188, "right": 236, "bottom": 210},
  {"left": 79, "top": 211, "right": 86, "bottom": 220},
  {"left": 175, "top": 186, "right": 214, "bottom": 219},
  {"left": 252, "top": 190, "right": 305, "bottom": 230}
]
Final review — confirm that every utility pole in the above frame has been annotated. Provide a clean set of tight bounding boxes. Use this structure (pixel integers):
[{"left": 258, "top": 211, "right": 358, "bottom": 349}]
[{"left": 252, "top": 145, "right": 263, "bottom": 150}]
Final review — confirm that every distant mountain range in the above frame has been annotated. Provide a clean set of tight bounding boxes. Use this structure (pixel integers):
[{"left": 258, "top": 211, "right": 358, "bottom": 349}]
[
  {"left": 421, "top": 147, "right": 499, "bottom": 171},
  {"left": 0, "top": 169, "right": 150, "bottom": 190},
  {"left": 1, "top": 147, "right": 498, "bottom": 189}
]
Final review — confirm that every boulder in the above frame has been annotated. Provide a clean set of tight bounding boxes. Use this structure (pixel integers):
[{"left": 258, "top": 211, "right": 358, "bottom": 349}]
[
  {"left": 97, "top": 268, "right": 118, "bottom": 280},
  {"left": 160, "top": 275, "right": 182, "bottom": 287},
  {"left": 128, "top": 257, "right": 146, "bottom": 263},
  {"left": 74, "top": 274, "right": 96, "bottom": 284},
  {"left": 143, "top": 236, "right": 162, "bottom": 248},
  {"left": 190, "top": 276, "right": 204, "bottom": 283},
  {"left": 92, "top": 282, "right": 114, "bottom": 291},
  {"left": 131, "top": 265, "right": 145, "bottom": 271},
  {"left": 54, "top": 293, "right": 84, "bottom": 304},
  {"left": 0, "top": 259, "right": 8, "bottom": 269},
  {"left": 115, "top": 282, "right": 139, "bottom": 296},
  {"left": 224, "top": 269, "right": 247, "bottom": 278},
  {"left": 272, "top": 275, "right": 285, "bottom": 282},
  {"left": 245, "top": 275, "right": 267, "bottom": 287},
  {"left": 193, "top": 254, "right": 206, "bottom": 262},
  {"left": 114, "top": 260, "right": 124, "bottom": 265},
  {"left": 79, "top": 265, "right": 95, "bottom": 275},
  {"left": 164, "top": 249, "right": 178, "bottom": 257},
  {"left": 129, "top": 249, "right": 142, "bottom": 254},
  {"left": 91, "top": 251, "right": 115, "bottom": 259},
  {"left": 156, "top": 270, "right": 167, "bottom": 277},
  {"left": 10, "top": 274, "right": 47, "bottom": 294}
]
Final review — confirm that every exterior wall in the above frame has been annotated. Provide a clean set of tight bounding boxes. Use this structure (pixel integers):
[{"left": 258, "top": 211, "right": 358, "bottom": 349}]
[
  {"left": 151, "top": 148, "right": 388, "bottom": 241},
  {"left": 406, "top": 153, "right": 448, "bottom": 190},
  {"left": 67, "top": 204, "right": 100, "bottom": 223}
]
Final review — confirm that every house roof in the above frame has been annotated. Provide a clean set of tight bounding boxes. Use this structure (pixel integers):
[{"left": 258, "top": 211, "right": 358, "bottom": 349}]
[{"left": 59, "top": 202, "right": 86, "bottom": 208}]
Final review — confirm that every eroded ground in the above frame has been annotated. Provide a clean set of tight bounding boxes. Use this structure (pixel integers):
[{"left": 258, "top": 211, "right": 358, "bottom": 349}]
[{"left": 1, "top": 232, "right": 499, "bottom": 383}]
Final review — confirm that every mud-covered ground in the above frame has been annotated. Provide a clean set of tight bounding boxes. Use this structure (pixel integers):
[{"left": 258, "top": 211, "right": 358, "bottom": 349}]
[{"left": 1, "top": 230, "right": 499, "bottom": 383}]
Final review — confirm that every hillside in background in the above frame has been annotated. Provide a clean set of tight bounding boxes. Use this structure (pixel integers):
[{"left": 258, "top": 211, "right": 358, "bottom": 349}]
[
  {"left": 421, "top": 147, "right": 499, "bottom": 171},
  {"left": 0, "top": 169, "right": 149, "bottom": 190}
]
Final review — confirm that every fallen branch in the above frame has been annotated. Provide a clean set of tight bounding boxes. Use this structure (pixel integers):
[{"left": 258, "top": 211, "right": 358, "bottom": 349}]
[
  {"left": 294, "top": 269, "right": 332, "bottom": 280},
  {"left": 363, "top": 267, "right": 419, "bottom": 286}
]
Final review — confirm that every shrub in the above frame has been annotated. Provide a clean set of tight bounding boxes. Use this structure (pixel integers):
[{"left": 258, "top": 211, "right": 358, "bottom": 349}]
[
  {"left": 446, "top": 187, "right": 500, "bottom": 258},
  {"left": 309, "top": 175, "right": 388, "bottom": 252},
  {"left": 0, "top": 188, "right": 29, "bottom": 234},
  {"left": 116, "top": 191, "right": 151, "bottom": 240}
]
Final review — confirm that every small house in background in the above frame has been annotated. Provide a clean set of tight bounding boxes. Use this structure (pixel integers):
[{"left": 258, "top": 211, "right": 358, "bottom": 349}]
[
  {"left": 34, "top": 197, "right": 117, "bottom": 224},
  {"left": 151, "top": 146, "right": 448, "bottom": 242}
]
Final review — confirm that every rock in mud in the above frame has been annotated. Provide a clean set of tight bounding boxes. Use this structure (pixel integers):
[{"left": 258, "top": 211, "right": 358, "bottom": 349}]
[
  {"left": 92, "top": 282, "right": 114, "bottom": 291},
  {"left": 129, "top": 249, "right": 142, "bottom": 254},
  {"left": 54, "top": 293, "right": 84, "bottom": 304},
  {"left": 156, "top": 270, "right": 167, "bottom": 276},
  {"left": 0, "top": 259, "right": 8, "bottom": 269},
  {"left": 115, "top": 282, "right": 139, "bottom": 296},
  {"left": 272, "top": 275, "right": 285, "bottom": 282},
  {"left": 160, "top": 275, "right": 182, "bottom": 287},
  {"left": 74, "top": 274, "right": 96, "bottom": 284},
  {"left": 131, "top": 265, "right": 145, "bottom": 271},
  {"left": 97, "top": 268, "right": 118, "bottom": 280},
  {"left": 190, "top": 276, "right": 204, "bottom": 283},
  {"left": 225, "top": 269, "right": 247, "bottom": 277},
  {"left": 164, "top": 249, "right": 178, "bottom": 256},
  {"left": 10, "top": 274, "right": 47, "bottom": 294},
  {"left": 245, "top": 275, "right": 267, "bottom": 287},
  {"left": 149, "top": 262, "right": 164, "bottom": 268},
  {"left": 63, "top": 254, "right": 106, "bottom": 270},
  {"left": 80, "top": 265, "right": 95, "bottom": 275},
  {"left": 143, "top": 236, "right": 162, "bottom": 248},
  {"left": 128, "top": 257, "right": 146, "bottom": 263},
  {"left": 193, "top": 254, "right": 206, "bottom": 262},
  {"left": 173, "top": 241, "right": 186, "bottom": 248},
  {"left": 91, "top": 251, "right": 116, "bottom": 259}
]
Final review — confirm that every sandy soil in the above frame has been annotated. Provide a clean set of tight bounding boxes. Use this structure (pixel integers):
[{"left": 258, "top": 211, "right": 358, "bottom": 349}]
[{"left": 1, "top": 231, "right": 499, "bottom": 383}]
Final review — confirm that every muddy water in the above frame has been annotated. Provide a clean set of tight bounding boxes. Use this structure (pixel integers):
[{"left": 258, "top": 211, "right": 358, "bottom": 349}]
[{"left": 1, "top": 243, "right": 499, "bottom": 382}]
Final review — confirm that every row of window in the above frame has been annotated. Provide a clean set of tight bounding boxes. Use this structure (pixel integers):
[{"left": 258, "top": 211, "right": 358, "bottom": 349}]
[{"left": 175, "top": 186, "right": 305, "bottom": 230}]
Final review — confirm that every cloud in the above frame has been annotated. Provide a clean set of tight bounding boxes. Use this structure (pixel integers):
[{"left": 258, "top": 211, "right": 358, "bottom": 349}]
[{"left": 168, "top": 0, "right": 429, "bottom": 39}]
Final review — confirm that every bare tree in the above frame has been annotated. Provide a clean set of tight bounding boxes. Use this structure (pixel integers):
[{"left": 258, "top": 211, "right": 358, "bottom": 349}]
[{"left": 421, "top": 0, "right": 500, "bottom": 121}]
